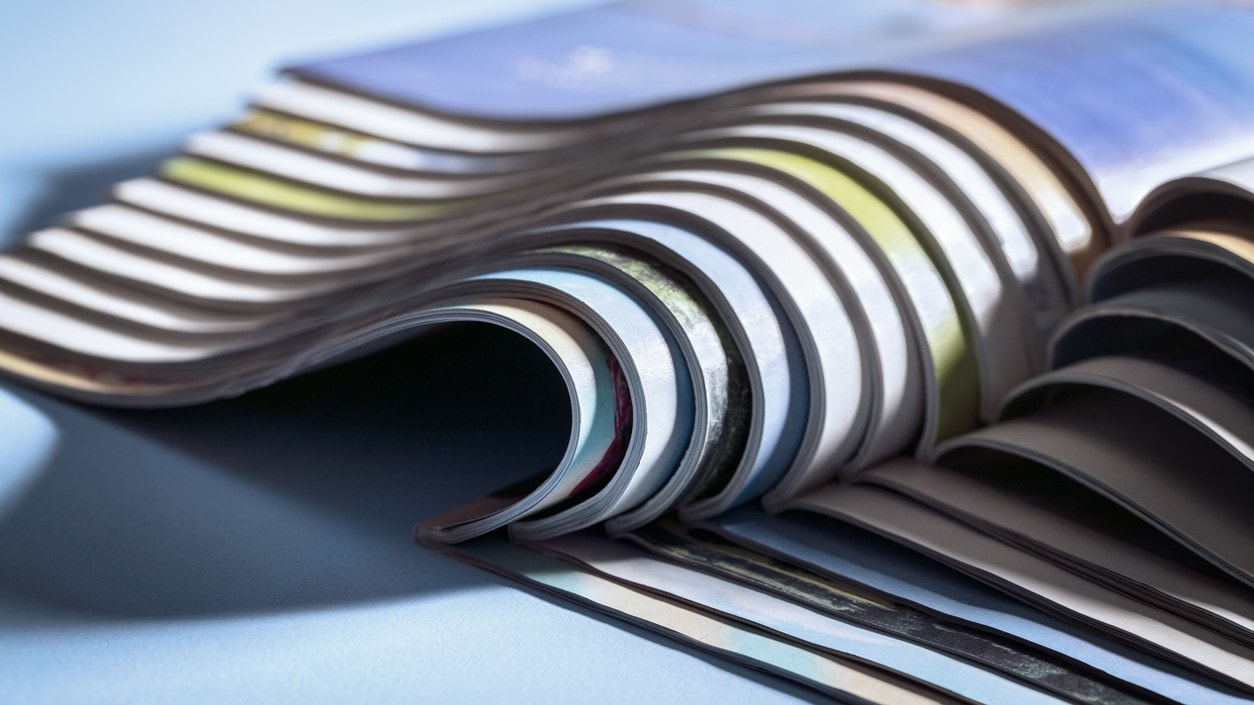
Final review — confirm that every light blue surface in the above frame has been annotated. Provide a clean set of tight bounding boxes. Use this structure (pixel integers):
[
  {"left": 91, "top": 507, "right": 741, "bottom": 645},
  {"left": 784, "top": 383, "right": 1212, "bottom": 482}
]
[{"left": 0, "top": 2, "right": 812, "bottom": 702}]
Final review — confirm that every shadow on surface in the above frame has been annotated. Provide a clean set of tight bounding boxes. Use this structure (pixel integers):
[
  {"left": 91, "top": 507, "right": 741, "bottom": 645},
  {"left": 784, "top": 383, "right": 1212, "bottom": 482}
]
[
  {"left": 0, "top": 324, "right": 571, "bottom": 617},
  {"left": 0, "top": 148, "right": 819, "bottom": 703},
  {"left": 4, "top": 145, "right": 180, "bottom": 246}
]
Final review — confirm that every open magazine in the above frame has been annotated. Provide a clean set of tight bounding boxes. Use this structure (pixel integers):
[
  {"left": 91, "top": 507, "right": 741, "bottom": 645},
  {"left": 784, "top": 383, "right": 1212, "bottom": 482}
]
[{"left": 1, "top": 0, "right": 1252, "bottom": 701}]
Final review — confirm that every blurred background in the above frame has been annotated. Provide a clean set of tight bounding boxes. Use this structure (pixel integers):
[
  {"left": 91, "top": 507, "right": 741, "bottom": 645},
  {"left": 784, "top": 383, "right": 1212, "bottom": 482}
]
[{"left": 0, "top": 0, "right": 601, "bottom": 246}]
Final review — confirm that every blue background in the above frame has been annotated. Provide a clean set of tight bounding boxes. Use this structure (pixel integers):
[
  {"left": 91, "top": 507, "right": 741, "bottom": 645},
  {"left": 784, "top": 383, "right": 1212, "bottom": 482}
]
[{"left": 0, "top": 2, "right": 812, "bottom": 702}]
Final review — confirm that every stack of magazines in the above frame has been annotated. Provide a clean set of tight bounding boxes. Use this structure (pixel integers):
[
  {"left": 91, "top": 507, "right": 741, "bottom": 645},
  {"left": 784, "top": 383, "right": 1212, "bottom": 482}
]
[{"left": 2, "top": 1, "right": 1252, "bottom": 702}]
